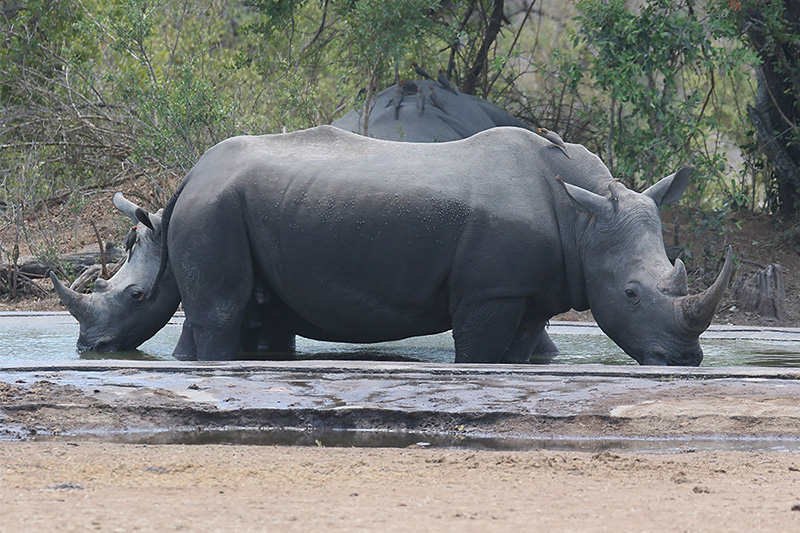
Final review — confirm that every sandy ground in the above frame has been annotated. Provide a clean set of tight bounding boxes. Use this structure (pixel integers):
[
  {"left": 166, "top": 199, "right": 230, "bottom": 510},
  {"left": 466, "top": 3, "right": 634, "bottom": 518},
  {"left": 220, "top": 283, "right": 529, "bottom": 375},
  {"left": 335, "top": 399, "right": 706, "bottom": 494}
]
[{"left": 0, "top": 442, "right": 798, "bottom": 532}]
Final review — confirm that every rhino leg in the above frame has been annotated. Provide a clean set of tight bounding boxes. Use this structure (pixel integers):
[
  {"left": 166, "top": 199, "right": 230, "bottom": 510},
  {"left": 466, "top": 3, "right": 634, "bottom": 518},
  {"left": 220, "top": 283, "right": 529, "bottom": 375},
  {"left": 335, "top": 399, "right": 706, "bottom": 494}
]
[
  {"left": 176, "top": 267, "right": 254, "bottom": 360},
  {"left": 251, "top": 300, "right": 294, "bottom": 353},
  {"left": 239, "top": 290, "right": 267, "bottom": 354},
  {"left": 529, "top": 330, "right": 559, "bottom": 364},
  {"left": 533, "top": 331, "right": 559, "bottom": 354},
  {"left": 501, "top": 320, "right": 558, "bottom": 364},
  {"left": 258, "top": 323, "right": 296, "bottom": 353},
  {"left": 186, "top": 311, "right": 249, "bottom": 360},
  {"left": 452, "top": 297, "right": 526, "bottom": 363},
  {"left": 173, "top": 323, "right": 198, "bottom": 361}
]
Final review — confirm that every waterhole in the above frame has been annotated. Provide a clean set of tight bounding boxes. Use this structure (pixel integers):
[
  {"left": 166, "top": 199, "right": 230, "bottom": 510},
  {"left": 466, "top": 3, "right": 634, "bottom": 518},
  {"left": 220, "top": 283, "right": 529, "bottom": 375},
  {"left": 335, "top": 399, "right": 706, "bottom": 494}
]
[{"left": 1, "top": 313, "right": 799, "bottom": 367}]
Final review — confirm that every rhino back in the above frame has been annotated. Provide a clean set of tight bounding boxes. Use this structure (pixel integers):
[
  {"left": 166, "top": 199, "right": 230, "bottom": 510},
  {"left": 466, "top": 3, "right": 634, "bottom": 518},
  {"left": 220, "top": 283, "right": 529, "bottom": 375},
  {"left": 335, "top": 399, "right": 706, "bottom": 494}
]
[{"left": 332, "top": 81, "right": 532, "bottom": 143}]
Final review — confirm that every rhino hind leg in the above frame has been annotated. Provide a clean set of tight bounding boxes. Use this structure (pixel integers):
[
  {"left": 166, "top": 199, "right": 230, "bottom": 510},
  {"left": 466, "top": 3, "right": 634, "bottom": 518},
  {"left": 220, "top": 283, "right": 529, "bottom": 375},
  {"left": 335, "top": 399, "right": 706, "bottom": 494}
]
[
  {"left": 452, "top": 297, "right": 526, "bottom": 363},
  {"left": 173, "top": 323, "right": 198, "bottom": 361}
]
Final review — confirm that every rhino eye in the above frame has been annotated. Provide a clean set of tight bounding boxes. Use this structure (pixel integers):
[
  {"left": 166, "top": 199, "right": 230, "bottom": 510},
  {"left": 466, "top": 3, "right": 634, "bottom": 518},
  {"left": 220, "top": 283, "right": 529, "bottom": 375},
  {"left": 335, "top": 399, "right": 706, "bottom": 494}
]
[
  {"left": 130, "top": 288, "right": 144, "bottom": 301},
  {"left": 625, "top": 284, "right": 639, "bottom": 299}
]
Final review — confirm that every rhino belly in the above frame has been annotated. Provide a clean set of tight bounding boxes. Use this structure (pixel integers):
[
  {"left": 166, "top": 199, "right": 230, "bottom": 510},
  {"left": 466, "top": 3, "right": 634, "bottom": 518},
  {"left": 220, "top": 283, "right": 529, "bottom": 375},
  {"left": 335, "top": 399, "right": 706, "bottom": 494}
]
[
  {"left": 258, "top": 251, "right": 454, "bottom": 343},
  {"left": 282, "top": 296, "right": 453, "bottom": 344}
]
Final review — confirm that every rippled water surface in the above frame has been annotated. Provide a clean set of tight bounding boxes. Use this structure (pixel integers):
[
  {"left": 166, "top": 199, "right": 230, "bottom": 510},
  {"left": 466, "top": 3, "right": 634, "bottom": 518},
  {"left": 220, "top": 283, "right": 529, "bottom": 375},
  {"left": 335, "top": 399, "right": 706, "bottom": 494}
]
[{"left": 1, "top": 317, "right": 799, "bottom": 367}]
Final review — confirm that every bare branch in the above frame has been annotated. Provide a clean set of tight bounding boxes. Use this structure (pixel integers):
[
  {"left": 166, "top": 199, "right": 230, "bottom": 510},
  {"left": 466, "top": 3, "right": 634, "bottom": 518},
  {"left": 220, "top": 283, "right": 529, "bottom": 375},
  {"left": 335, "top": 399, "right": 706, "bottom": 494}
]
[{"left": 462, "top": 0, "right": 505, "bottom": 95}]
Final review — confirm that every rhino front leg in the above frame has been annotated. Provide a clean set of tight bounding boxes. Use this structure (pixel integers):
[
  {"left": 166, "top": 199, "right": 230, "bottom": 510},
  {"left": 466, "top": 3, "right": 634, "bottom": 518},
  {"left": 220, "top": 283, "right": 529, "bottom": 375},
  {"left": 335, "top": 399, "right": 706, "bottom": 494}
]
[
  {"left": 501, "top": 320, "right": 558, "bottom": 364},
  {"left": 258, "top": 324, "right": 296, "bottom": 353},
  {"left": 257, "top": 305, "right": 297, "bottom": 354},
  {"left": 188, "top": 313, "right": 248, "bottom": 360},
  {"left": 176, "top": 320, "right": 267, "bottom": 361},
  {"left": 533, "top": 330, "right": 559, "bottom": 355},
  {"left": 452, "top": 297, "right": 526, "bottom": 363},
  {"left": 528, "top": 328, "right": 560, "bottom": 364}
]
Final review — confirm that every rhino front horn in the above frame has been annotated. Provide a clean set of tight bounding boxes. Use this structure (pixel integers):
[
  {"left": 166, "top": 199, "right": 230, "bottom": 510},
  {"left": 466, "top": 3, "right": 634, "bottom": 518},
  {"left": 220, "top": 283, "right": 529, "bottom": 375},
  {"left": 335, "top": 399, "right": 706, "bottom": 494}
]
[
  {"left": 50, "top": 272, "right": 93, "bottom": 321},
  {"left": 677, "top": 247, "right": 733, "bottom": 333}
]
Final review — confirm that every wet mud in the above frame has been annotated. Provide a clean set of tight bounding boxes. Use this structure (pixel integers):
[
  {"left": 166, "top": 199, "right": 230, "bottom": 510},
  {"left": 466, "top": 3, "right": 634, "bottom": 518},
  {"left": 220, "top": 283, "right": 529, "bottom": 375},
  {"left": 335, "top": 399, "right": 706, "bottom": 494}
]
[{"left": 2, "top": 361, "right": 800, "bottom": 452}]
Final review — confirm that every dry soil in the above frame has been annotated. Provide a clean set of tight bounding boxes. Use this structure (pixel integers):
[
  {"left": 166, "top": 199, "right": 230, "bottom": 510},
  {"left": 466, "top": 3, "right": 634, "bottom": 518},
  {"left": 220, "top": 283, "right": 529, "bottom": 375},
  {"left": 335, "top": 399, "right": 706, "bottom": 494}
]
[{"left": 2, "top": 442, "right": 800, "bottom": 532}]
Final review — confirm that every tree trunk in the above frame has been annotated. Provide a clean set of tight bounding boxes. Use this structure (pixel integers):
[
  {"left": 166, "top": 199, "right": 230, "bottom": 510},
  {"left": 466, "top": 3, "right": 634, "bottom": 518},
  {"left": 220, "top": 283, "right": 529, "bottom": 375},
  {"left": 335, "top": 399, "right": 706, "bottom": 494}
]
[
  {"left": 742, "top": 0, "right": 800, "bottom": 213},
  {"left": 3, "top": 244, "right": 124, "bottom": 280},
  {"left": 733, "top": 263, "right": 787, "bottom": 322}
]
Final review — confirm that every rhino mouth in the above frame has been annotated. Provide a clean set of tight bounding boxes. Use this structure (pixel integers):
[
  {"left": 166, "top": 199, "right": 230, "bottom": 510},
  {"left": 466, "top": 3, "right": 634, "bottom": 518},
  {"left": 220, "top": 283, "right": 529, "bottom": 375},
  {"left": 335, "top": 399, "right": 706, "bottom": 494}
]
[
  {"left": 77, "top": 335, "right": 117, "bottom": 353},
  {"left": 636, "top": 344, "right": 703, "bottom": 366}
]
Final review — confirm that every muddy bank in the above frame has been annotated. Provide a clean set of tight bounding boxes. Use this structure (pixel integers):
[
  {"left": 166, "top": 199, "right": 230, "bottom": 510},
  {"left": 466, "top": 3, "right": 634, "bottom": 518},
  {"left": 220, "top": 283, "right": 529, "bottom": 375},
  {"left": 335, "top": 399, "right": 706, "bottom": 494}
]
[{"left": 2, "top": 361, "right": 800, "bottom": 448}]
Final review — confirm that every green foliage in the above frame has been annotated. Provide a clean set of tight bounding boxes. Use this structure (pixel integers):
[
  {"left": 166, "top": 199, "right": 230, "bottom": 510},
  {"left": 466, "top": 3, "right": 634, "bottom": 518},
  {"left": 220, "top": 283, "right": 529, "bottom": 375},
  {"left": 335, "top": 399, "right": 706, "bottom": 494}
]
[
  {"left": 0, "top": 0, "right": 97, "bottom": 103},
  {"left": 340, "top": 0, "right": 435, "bottom": 69},
  {"left": 565, "top": 0, "right": 764, "bottom": 267},
  {"left": 99, "top": 0, "right": 237, "bottom": 178},
  {"left": 574, "top": 0, "right": 752, "bottom": 192},
  {"left": 243, "top": 0, "right": 304, "bottom": 38},
  {"left": 270, "top": 59, "right": 324, "bottom": 130},
  {"left": 338, "top": 0, "right": 437, "bottom": 133}
]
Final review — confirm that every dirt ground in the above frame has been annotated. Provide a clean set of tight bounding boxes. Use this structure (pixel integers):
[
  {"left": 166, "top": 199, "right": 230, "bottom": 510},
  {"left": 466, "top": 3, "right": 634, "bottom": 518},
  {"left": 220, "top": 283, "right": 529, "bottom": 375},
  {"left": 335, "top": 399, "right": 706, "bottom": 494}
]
[{"left": 0, "top": 442, "right": 798, "bottom": 532}]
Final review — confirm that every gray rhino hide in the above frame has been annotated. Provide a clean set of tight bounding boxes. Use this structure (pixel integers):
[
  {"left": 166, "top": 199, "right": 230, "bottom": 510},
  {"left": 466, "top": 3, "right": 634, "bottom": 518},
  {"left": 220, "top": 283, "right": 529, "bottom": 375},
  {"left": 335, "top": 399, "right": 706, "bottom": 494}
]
[{"left": 332, "top": 81, "right": 532, "bottom": 142}]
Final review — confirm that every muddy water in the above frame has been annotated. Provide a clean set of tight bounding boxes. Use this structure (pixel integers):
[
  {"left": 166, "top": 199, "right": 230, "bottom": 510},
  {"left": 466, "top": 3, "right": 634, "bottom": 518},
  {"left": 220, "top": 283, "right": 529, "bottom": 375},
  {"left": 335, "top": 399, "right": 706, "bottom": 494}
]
[
  {"left": 1, "top": 313, "right": 799, "bottom": 366},
  {"left": 32, "top": 427, "right": 800, "bottom": 453}
]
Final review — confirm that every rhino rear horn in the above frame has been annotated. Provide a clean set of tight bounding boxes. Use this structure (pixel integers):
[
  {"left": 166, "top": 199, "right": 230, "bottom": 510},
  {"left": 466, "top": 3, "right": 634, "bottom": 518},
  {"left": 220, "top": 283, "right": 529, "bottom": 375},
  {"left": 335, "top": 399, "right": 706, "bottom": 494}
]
[
  {"left": 677, "top": 247, "right": 733, "bottom": 333},
  {"left": 50, "top": 272, "right": 93, "bottom": 322},
  {"left": 661, "top": 258, "right": 688, "bottom": 296}
]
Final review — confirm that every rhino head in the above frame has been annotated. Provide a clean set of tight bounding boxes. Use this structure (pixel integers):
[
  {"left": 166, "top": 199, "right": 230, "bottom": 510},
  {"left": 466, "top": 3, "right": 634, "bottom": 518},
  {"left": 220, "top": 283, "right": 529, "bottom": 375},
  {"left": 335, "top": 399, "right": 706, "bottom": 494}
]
[
  {"left": 561, "top": 166, "right": 733, "bottom": 366},
  {"left": 51, "top": 193, "right": 181, "bottom": 352}
]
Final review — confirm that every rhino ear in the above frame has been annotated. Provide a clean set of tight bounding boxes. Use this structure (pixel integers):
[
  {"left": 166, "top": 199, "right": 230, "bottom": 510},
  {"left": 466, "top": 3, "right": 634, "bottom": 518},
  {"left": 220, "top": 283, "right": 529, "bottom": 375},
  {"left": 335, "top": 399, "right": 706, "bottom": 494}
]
[
  {"left": 135, "top": 208, "right": 155, "bottom": 231},
  {"left": 559, "top": 179, "right": 614, "bottom": 220},
  {"left": 113, "top": 192, "right": 145, "bottom": 222},
  {"left": 114, "top": 192, "right": 161, "bottom": 234},
  {"left": 643, "top": 166, "right": 693, "bottom": 206}
]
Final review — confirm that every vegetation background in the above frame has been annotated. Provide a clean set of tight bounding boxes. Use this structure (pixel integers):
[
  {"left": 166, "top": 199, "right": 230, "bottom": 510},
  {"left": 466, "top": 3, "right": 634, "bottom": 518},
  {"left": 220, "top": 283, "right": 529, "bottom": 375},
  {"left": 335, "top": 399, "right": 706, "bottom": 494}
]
[{"left": 1, "top": 0, "right": 799, "bottom": 305}]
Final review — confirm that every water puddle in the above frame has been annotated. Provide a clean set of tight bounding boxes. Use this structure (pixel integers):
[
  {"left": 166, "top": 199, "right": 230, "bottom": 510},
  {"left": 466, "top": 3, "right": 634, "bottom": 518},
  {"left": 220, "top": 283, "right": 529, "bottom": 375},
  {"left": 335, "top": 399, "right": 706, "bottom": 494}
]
[
  {"left": 1, "top": 314, "right": 800, "bottom": 367},
  {"left": 33, "top": 426, "right": 800, "bottom": 453}
]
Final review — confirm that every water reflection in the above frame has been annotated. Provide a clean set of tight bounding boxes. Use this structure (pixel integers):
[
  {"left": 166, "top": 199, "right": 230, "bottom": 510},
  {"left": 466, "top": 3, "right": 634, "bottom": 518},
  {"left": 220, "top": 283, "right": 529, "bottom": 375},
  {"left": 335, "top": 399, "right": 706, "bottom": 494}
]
[
  {"left": 0, "top": 318, "right": 799, "bottom": 367},
  {"left": 79, "top": 350, "right": 167, "bottom": 362}
]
